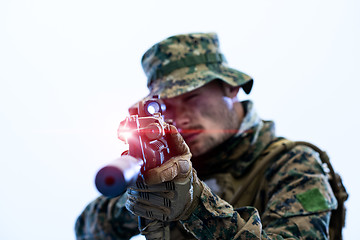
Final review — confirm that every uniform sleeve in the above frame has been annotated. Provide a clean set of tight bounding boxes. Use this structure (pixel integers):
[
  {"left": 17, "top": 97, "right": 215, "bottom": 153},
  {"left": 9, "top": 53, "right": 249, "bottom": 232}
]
[
  {"left": 75, "top": 193, "right": 139, "bottom": 240},
  {"left": 180, "top": 145, "right": 337, "bottom": 240}
]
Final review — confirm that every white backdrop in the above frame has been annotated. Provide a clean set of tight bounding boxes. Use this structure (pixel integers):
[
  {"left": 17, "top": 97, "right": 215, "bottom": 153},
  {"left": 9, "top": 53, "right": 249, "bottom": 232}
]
[{"left": 0, "top": 1, "right": 359, "bottom": 239}]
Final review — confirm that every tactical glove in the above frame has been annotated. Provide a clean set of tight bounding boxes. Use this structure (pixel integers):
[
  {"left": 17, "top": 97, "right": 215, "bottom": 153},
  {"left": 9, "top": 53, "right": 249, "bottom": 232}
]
[{"left": 125, "top": 125, "right": 204, "bottom": 221}]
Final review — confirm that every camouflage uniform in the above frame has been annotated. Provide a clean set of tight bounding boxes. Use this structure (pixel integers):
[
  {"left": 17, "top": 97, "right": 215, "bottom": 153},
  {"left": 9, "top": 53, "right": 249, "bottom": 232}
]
[
  {"left": 75, "top": 100, "right": 336, "bottom": 239},
  {"left": 75, "top": 33, "right": 337, "bottom": 239}
]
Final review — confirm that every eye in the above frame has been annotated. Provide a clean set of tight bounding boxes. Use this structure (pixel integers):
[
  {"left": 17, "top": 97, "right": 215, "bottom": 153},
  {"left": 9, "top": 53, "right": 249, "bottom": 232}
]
[
  {"left": 184, "top": 93, "right": 199, "bottom": 102},
  {"left": 163, "top": 105, "right": 171, "bottom": 113},
  {"left": 162, "top": 104, "right": 173, "bottom": 117}
]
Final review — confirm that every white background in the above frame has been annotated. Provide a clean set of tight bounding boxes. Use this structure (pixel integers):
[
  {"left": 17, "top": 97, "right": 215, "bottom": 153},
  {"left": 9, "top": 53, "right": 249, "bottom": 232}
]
[{"left": 0, "top": 1, "right": 359, "bottom": 239}]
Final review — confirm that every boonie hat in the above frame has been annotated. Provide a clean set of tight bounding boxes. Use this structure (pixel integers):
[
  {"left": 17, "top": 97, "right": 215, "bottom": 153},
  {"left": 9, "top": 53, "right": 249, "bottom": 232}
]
[{"left": 141, "top": 32, "right": 253, "bottom": 99}]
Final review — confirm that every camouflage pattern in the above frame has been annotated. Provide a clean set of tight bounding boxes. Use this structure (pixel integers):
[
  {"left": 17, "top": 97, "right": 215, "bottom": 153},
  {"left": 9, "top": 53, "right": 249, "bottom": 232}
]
[
  {"left": 141, "top": 33, "right": 253, "bottom": 99},
  {"left": 181, "top": 137, "right": 337, "bottom": 239},
  {"left": 75, "top": 193, "right": 139, "bottom": 239},
  {"left": 75, "top": 101, "right": 336, "bottom": 239}
]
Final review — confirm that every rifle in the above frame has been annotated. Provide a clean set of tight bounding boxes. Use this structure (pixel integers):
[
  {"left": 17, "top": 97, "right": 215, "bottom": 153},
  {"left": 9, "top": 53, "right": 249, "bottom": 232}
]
[{"left": 95, "top": 95, "right": 172, "bottom": 239}]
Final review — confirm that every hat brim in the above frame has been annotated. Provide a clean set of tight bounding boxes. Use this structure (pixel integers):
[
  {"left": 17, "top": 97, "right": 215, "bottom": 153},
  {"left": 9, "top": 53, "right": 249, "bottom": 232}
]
[
  {"left": 129, "top": 64, "right": 253, "bottom": 113},
  {"left": 148, "top": 63, "right": 253, "bottom": 99}
]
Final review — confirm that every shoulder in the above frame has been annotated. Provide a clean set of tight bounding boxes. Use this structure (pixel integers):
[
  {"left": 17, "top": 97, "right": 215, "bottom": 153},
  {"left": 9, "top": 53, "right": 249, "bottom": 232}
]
[
  {"left": 265, "top": 143, "right": 326, "bottom": 182},
  {"left": 262, "top": 142, "right": 337, "bottom": 214}
]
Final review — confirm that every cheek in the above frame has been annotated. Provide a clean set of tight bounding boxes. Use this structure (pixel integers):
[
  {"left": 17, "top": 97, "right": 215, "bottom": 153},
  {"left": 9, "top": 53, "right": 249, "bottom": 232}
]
[
  {"left": 163, "top": 111, "right": 173, "bottom": 121},
  {"left": 198, "top": 100, "right": 225, "bottom": 121},
  {"left": 198, "top": 99, "right": 238, "bottom": 131},
  {"left": 162, "top": 106, "right": 176, "bottom": 121}
]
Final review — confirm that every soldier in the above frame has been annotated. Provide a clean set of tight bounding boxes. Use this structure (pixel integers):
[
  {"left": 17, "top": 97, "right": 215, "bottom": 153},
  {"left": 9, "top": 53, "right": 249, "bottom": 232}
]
[{"left": 75, "top": 33, "right": 344, "bottom": 239}]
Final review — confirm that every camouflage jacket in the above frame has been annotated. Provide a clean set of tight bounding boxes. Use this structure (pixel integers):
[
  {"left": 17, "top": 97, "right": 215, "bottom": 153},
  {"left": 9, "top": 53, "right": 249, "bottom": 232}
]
[{"left": 75, "top": 101, "right": 337, "bottom": 239}]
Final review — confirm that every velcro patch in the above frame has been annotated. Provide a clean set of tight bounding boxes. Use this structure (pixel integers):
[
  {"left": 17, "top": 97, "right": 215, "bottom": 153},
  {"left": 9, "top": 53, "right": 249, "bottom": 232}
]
[{"left": 296, "top": 188, "right": 329, "bottom": 212}]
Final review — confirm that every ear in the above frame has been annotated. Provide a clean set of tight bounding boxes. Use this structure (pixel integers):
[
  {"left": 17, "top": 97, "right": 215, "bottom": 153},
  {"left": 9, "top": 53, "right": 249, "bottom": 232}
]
[{"left": 223, "top": 84, "right": 240, "bottom": 99}]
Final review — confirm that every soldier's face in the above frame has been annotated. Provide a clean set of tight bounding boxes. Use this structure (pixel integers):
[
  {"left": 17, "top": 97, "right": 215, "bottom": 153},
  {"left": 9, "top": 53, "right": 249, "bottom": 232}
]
[{"left": 163, "top": 81, "right": 241, "bottom": 157}]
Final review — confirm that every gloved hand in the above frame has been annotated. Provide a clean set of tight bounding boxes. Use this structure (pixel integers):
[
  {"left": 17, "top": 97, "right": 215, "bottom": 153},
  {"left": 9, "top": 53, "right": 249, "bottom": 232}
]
[{"left": 125, "top": 125, "right": 204, "bottom": 221}]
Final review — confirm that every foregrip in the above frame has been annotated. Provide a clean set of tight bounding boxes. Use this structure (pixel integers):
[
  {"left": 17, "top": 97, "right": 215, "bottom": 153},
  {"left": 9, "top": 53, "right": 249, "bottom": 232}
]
[{"left": 95, "top": 155, "right": 143, "bottom": 198}]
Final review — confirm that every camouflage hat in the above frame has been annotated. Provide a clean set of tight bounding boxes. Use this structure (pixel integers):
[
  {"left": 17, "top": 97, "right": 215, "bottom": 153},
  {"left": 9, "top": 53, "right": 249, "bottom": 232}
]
[{"left": 141, "top": 32, "right": 253, "bottom": 99}]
